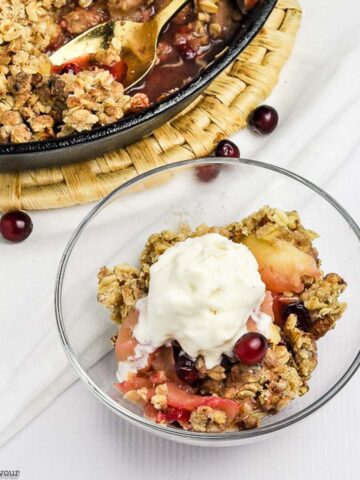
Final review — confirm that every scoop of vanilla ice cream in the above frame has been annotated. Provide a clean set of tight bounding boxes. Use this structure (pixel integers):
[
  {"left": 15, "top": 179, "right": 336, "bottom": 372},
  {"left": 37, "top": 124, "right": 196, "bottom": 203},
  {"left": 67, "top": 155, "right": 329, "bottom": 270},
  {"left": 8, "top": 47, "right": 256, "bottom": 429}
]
[{"left": 133, "top": 233, "right": 269, "bottom": 368}]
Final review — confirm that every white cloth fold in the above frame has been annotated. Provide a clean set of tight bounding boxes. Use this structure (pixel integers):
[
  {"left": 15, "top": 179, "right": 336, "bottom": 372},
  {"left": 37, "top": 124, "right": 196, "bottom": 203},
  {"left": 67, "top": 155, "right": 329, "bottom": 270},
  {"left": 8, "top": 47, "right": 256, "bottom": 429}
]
[{"left": 1, "top": 0, "right": 360, "bottom": 447}]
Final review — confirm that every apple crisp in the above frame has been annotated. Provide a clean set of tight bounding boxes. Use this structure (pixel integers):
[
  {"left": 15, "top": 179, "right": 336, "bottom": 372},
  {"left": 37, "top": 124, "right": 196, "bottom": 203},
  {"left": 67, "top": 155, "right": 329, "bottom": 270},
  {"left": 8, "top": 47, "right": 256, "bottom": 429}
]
[
  {"left": 97, "top": 206, "right": 347, "bottom": 432},
  {"left": 0, "top": 0, "right": 258, "bottom": 143}
]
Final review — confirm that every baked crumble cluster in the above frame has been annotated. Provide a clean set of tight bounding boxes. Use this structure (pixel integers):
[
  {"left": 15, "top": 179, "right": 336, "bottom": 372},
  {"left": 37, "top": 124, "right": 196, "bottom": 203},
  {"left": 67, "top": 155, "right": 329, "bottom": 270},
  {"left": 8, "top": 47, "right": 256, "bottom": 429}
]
[
  {"left": 0, "top": 0, "right": 255, "bottom": 143},
  {"left": 97, "top": 206, "right": 347, "bottom": 433}
]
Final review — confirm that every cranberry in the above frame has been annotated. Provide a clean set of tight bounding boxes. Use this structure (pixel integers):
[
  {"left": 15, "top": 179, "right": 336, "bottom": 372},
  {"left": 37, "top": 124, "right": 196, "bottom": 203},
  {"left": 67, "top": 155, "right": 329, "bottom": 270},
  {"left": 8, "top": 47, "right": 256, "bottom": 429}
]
[
  {"left": 52, "top": 54, "right": 92, "bottom": 75},
  {"left": 215, "top": 139, "right": 240, "bottom": 158},
  {"left": 248, "top": 105, "right": 279, "bottom": 135},
  {"left": 158, "top": 407, "right": 190, "bottom": 424},
  {"left": 174, "top": 349, "right": 198, "bottom": 384},
  {"left": 52, "top": 62, "right": 81, "bottom": 75},
  {"left": 107, "top": 60, "right": 128, "bottom": 83},
  {"left": 283, "top": 301, "right": 311, "bottom": 331},
  {"left": 0, "top": 210, "right": 33, "bottom": 242},
  {"left": 173, "top": 31, "right": 198, "bottom": 61},
  {"left": 61, "top": 62, "right": 81, "bottom": 75},
  {"left": 195, "top": 164, "right": 221, "bottom": 182},
  {"left": 234, "top": 332, "right": 268, "bottom": 365},
  {"left": 177, "top": 42, "right": 197, "bottom": 60}
]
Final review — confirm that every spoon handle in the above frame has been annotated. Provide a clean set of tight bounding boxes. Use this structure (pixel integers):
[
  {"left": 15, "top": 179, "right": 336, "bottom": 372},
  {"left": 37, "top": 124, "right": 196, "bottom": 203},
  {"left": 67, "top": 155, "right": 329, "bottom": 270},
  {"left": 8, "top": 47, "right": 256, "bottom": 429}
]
[{"left": 156, "top": 0, "right": 191, "bottom": 30}]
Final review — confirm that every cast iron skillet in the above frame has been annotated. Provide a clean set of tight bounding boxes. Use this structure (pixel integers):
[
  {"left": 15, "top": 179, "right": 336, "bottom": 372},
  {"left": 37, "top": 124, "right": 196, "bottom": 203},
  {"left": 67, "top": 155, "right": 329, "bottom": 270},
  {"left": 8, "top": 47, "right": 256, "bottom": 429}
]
[{"left": 0, "top": 0, "right": 277, "bottom": 171}]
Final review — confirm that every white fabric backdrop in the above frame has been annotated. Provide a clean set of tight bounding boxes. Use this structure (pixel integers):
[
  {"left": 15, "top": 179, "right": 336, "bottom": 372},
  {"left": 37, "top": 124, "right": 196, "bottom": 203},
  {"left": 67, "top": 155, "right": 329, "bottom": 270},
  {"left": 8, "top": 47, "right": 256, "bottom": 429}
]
[{"left": 1, "top": 0, "right": 360, "bottom": 476}]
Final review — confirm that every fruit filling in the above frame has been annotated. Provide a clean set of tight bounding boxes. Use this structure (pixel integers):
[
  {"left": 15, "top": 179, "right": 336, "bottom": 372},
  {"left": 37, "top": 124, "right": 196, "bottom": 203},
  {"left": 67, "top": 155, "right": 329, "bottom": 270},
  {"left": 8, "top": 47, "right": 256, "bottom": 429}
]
[{"left": 98, "top": 205, "right": 347, "bottom": 432}]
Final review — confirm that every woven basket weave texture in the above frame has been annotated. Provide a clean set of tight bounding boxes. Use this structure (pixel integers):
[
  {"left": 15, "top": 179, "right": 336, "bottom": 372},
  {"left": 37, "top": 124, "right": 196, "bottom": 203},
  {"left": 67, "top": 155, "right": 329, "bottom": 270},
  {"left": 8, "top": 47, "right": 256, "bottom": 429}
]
[{"left": 0, "top": 0, "right": 301, "bottom": 211}]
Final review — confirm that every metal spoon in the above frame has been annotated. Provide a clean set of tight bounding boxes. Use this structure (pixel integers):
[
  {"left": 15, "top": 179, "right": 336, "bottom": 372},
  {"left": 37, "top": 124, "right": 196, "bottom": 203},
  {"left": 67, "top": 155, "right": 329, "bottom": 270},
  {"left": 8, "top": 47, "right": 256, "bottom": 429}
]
[{"left": 50, "top": 0, "right": 190, "bottom": 90}]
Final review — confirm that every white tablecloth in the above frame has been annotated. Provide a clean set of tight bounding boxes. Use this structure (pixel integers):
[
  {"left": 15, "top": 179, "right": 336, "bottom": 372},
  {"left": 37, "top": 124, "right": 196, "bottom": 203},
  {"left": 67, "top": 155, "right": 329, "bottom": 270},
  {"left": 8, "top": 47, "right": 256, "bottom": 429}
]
[{"left": 1, "top": 0, "right": 360, "bottom": 477}]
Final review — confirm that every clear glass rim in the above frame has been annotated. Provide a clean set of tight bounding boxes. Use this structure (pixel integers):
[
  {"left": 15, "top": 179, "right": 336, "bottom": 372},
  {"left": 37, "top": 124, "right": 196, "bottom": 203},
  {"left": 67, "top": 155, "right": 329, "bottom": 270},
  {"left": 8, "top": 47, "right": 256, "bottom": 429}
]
[{"left": 55, "top": 157, "right": 360, "bottom": 442}]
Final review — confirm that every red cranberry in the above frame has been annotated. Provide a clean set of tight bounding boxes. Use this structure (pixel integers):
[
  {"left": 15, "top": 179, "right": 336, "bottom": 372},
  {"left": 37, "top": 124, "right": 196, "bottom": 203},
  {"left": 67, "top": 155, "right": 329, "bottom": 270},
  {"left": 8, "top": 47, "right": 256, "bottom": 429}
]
[
  {"left": 234, "top": 332, "right": 268, "bottom": 365},
  {"left": 61, "top": 62, "right": 81, "bottom": 75},
  {"left": 177, "top": 42, "right": 197, "bottom": 60},
  {"left": 195, "top": 164, "right": 221, "bottom": 182},
  {"left": 173, "top": 31, "right": 198, "bottom": 61},
  {"left": 174, "top": 349, "right": 198, "bottom": 384},
  {"left": 158, "top": 407, "right": 190, "bottom": 424},
  {"left": 52, "top": 54, "right": 92, "bottom": 75},
  {"left": 0, "top": 210, "right": 33, "bottom": 242},
  {"left": 107, "top": 60, "right": 128, "bottom": 83},
  {"left": 215, "top": 139, "right": 240, "bottom": 158},
  {"left": 283, "top": 301, "right": 311, "bottom": 331},
  {"left": 52, "top": 62, "right": 81, "bottom": 75},
  {"left": 248, "top": 105, "right": 279, "bottom": 135}
]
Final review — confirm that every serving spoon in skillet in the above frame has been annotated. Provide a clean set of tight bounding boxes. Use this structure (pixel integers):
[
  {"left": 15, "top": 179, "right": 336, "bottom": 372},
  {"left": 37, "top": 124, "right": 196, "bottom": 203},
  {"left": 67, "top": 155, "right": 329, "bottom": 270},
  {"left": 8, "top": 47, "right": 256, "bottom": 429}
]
[{"left": 50, "top": 0, "right": 191, "bottom": 90}]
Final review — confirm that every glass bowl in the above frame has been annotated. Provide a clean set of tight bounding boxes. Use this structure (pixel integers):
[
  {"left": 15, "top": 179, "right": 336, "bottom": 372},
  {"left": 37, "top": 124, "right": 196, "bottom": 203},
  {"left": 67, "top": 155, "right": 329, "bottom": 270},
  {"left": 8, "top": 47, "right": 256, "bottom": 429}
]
[{"left": 55, "top": 158, "right": 360, "bottom": 447}]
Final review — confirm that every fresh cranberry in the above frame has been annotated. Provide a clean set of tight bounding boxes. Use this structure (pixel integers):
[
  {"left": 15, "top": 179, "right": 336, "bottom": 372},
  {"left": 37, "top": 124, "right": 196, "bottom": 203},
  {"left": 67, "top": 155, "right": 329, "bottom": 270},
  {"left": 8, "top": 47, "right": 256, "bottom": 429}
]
[
  {"left": 0, "top": 210, "right": 33, "bottom": 242},
  {"left": 283, "top": 301, "right": 311, "bottom": 331},
  {"left": 248, "top": 105, "right": 279, "bottom": 135},
  {"left": 234, "top": 332, "right": 268, "bottom": 365},
  {"left": 195, "top": 164, "right": 221, "bottom": 182},
  {"left": 215, "top": 139, "right": 240, "bottom": 158},
  {"left": 174, "top": 349, "right": 198, "bottom": 384}
]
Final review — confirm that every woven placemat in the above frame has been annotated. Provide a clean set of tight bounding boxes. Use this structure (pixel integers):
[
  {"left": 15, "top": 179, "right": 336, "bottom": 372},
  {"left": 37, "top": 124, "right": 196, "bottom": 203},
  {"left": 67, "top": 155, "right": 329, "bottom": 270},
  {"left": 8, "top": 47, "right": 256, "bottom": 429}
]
[{"left": 0, "top": 0, "right": 301, "bottom": 212}]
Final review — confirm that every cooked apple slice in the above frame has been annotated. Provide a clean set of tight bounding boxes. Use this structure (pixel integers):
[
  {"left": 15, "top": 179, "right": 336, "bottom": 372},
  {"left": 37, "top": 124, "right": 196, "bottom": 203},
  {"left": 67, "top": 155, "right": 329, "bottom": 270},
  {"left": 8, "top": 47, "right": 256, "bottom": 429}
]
[
  {"left": 116, "top": 374, "right": 152, "bottom": 393},
  {"left": 165, "top": 383, "right": 240, "bottom": 423},
  {"left": 115, "top": 309, "right": 139, "bottom": 362},
  {"left": 246, "top": 291, "right": 281, "bottom": 344},
  {"left": 260, "top": 291, "right": 281, "bottom": 344},
  {"left": 243, "top": 235, "right": 319, "bottom": 294},
  {"left": 259, "top": 290, "right": 275, "bottom": 320}
]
